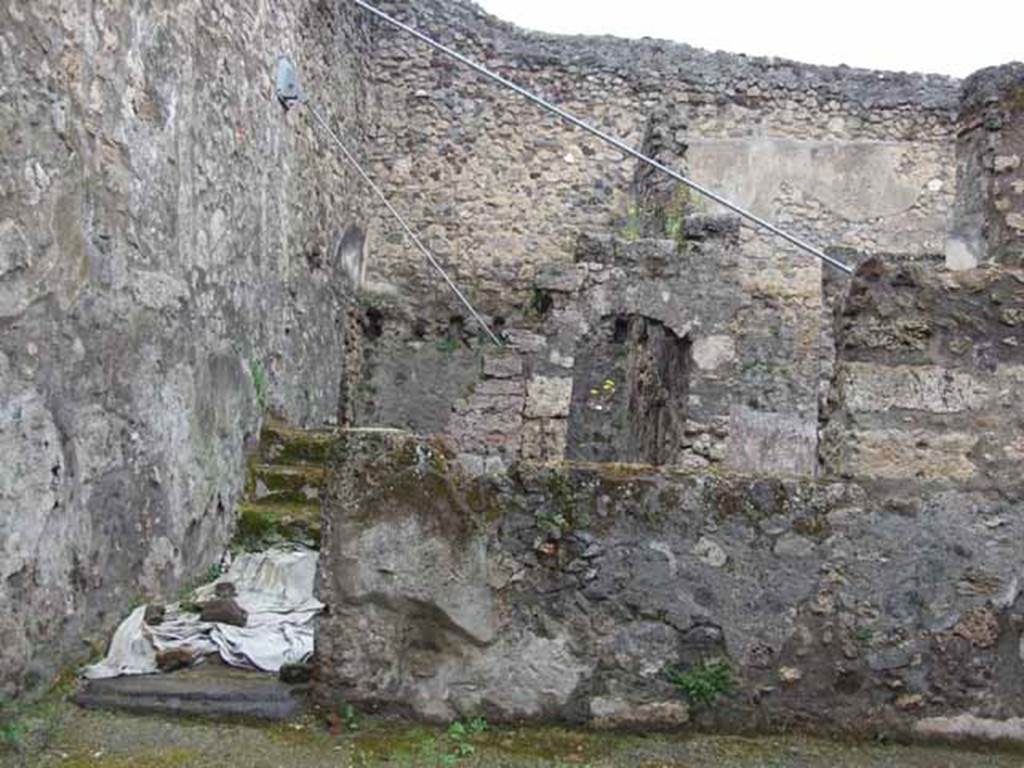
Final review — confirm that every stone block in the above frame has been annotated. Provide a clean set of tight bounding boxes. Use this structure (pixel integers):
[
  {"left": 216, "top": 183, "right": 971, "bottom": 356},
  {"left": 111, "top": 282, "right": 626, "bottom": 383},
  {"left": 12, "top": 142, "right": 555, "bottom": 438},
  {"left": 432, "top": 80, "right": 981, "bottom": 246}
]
[
  {"left": 838, "top": 363, "right": 989, "bottom": 414},
  {"left": 590, "top": 697, "right": 689, "bottom": 729},
  {"left": 279, "top": 662, "right": 313, "bottom": 684},
  {"left": 199, "top": 598, "right": 248, "bottom": 627},
  {"left": 519, "top": 418, "right": 568, "bottom": 463},
  {"left": 692, "top": 334, "right": 736, "bottom": 370},
  {"left": 476, "top": 379, "right": 525, "bottom": 397},
  {"left": 725, "top": 406, "right": 818, "bottom": 477},
  {"left": 994, "top": 155, "right": 1021, "bottom": 173},
  {"left": 504, "top": 329, "right": 547, "bottom": 353},
  {"left": 483, "top": 354, "right": 524, "bottom": 379},
  {"left": 839, "top": 429, "right": 977, "bottom": 481},
  {"left": 525, "top": 376, "right": 573, "bottom": 419},
  {"left": 143, "top": 605, "right": 166, "bottom": 626},
  {"left": 155, "top": 648, "right": 195, "bottom": 673},
  {"left": 914, "top": 715, "right": 1024, "bottom": 745}
]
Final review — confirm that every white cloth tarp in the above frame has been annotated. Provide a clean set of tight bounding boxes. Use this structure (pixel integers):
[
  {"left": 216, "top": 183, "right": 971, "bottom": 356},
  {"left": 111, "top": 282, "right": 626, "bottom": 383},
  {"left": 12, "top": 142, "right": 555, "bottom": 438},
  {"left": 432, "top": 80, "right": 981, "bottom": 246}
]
[{"left": 83, "top": 546, "right": 323, "bottom": 679}]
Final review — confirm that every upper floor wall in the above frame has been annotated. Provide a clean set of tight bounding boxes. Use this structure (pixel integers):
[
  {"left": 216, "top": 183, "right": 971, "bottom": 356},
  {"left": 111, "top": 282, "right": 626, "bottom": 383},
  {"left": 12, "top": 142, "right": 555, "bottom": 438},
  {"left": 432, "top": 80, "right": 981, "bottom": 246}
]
[
  {"left": 357, "top": 0, "right": 961, "bottom": 321},
  {"left": 348, "top": 0, "right": 977, "bottom": 476}
]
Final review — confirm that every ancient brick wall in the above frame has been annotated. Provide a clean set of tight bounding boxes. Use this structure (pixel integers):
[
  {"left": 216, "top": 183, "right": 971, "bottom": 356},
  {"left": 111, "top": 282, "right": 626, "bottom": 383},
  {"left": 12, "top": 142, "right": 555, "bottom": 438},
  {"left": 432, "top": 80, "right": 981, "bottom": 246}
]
[
  {"left": 2, "top": 0, "right": 1019, "bottom": 708},
  {"left": 348, "top": 0, "right": 962, "bottom": 475},
  {"left": 822, "top": 261, "right": 1024, "bottom": 488},
  {"left": 280, "top": 1, "right": 1024, "bottom": 738},
  {"left": 359, "top": 0, "right": 957, "bottom": 305}
]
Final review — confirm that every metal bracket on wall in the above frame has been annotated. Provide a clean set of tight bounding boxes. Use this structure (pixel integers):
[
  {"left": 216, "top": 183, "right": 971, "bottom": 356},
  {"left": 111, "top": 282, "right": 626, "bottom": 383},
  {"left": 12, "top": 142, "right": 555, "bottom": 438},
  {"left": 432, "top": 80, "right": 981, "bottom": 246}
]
[{"left": 275, "top": 55, "right": 303, "bottom": 110}]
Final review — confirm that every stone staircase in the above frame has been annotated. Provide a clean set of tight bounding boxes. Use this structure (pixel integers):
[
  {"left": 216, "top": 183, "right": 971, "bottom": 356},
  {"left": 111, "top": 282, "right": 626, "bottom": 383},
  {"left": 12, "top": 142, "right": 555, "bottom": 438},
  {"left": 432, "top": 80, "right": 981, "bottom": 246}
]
[
  {"left": 73, "top": 421, "right": 336, "bottom": 721},
  {"left": 236, "top": 420, "right": 337, "bottom": 550}
]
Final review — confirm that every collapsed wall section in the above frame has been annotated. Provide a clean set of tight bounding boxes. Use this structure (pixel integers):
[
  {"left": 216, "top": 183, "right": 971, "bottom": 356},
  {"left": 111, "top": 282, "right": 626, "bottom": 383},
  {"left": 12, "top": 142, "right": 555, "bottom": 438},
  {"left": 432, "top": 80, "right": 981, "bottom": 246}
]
[{"left": 0, "top": 1, "right": 370, "bottom": 695}]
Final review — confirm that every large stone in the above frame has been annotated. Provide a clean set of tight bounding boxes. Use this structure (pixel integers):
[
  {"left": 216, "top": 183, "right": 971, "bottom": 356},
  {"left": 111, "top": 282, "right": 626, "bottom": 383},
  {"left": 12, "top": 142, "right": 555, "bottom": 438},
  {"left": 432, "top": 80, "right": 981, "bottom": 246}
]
[
  {"left": 519, "top": 418, "right": 568, "bottom": 463},
  {"left": 601, "top": 621, "right": 681, "bottom": 678},
  {"left": 73, "top": 660, "right": 303, "bottom": 720},
  {"left": 693, "top": 537, "right": 728, "bottom": 568},
  {"left": 332, "top": 509, "right": 497, "bottom": 644},
  {"left": 316, "top": 432, "right": 501, "bottom": 719},
  {"left": 199, "top": 599, "right": 248, "bottom": 627},
  {"left": 483, "top": 355, "right": 524, "bottom": 379},
  {"left": 156, "top": 648, "right": 195, "bottom": 673},
  {"left": 525, "top": 376, "right": 574, "bottom": 419},
  {"left": 589, "top": 696, "right": 689, "bottom": 729},
  {"left": 279, "top": 662, "right": 313, "bottom": 685},
  {"left": 691, "top": 335, "right": 736, "bottom": 371},
  {"left": 725, "top": 407, "right": 818, "bottom": 477},
  {"left": 457, "top": 635, "right": 590, "bottom": 719},
  {"left": 838, "top": 363, "right": 989, "bottom": 414},
  {"left": 143, "top": 605, "right": 166, "bottom": 626},
  {"left": 838, "top": 429, "right": 977, "bottom": 480},
  {"left": 914, "top": 715, "right": 1024, "bottom": 744}
]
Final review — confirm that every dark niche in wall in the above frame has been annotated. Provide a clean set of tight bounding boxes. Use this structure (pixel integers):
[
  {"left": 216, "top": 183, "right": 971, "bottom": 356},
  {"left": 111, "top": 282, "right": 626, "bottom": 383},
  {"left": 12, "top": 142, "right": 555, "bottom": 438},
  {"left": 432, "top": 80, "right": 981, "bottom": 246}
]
[{"left": 567, "top": 314, "right": 691, "bottom": 465}]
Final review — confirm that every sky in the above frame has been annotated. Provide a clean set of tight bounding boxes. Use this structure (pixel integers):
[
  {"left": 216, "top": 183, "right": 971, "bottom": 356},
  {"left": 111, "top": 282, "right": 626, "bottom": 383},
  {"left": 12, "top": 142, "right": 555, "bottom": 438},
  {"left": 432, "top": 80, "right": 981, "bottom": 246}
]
[{"left": 474, "top": 0, "right": 1020, "bottom": 78}]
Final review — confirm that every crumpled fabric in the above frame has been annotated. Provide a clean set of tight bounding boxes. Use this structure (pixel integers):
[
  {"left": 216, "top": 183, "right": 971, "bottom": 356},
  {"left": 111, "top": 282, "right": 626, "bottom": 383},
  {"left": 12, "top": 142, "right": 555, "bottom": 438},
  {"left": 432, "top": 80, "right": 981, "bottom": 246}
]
[{"left": 83, "top": 546, "right": 322, "bottom": 679}]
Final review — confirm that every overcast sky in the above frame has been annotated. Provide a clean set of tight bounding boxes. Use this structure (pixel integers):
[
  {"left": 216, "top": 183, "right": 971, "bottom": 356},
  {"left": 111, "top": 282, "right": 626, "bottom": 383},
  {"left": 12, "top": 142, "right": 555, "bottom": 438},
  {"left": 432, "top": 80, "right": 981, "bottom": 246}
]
[{"left": 474, "top": 0, "right": 1019, "bottom": 78}]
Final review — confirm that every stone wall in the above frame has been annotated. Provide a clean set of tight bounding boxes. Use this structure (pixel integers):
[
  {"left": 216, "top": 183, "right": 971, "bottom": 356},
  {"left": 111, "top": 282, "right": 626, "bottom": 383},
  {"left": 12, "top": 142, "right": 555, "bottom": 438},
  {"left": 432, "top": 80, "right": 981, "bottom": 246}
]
[
  {"left": 822, "top": 261, "right": 1024, "bottom": 488},
  {"left": 0, "top": 1, "right": 370, "bottom": 695},
  {"left": 360, "top": 0, "right": 958, "bottom": 304},
  {"left": 948, "top": 64, "right": 1024, "bottom": 269},
  {"left": 350, "top": 0, "right": 962, "bottom": 475},
  {"left": 318, "top": 260, "right": 1024, "bottom": 733},
  {"left": 317, "top": 427, "right": 1024, "bottom": 732},
  {"left": 2, "top": 0, "right": 1020, "bottom": 713}
]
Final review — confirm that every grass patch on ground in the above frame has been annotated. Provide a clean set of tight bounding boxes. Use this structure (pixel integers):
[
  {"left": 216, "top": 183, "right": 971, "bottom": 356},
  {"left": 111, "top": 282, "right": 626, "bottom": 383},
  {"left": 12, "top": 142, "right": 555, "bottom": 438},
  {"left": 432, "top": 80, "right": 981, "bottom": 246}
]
[{"left": 10, "top": 699, "right": 1024, "bottom": 768}]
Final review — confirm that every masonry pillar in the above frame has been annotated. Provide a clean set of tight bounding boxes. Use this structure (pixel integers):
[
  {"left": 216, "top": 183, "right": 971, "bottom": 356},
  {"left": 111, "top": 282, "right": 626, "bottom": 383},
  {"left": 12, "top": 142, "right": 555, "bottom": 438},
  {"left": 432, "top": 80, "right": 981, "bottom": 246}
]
[{"left": 948, "top": 63, "right": 1024, "bottom": 269}]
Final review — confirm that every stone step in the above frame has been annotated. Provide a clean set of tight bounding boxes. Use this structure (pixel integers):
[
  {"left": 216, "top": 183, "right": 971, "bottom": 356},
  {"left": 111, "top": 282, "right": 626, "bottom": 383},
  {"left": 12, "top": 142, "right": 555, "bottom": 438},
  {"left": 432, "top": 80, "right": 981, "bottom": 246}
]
[
  {"left": 259, "top": 421, "right": 337, "bottom": 465},
  {"left": 236, "top": 500, "right": 321, "bottom": 549},
  {"left": 72, "top": 661, "right": 306, "bottom": 721},
  {"left": 248, "top": 463, "right": 325, "bottom": 505}
]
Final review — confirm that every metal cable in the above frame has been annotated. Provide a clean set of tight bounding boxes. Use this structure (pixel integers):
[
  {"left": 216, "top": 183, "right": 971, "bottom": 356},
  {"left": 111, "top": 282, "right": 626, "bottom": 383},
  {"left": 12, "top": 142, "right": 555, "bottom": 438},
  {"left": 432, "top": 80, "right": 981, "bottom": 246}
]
[
  {"left": 349, "top": 0, "right": 854, "bottom": 276},
  {"left": 304, "top": 102, "right": 504, "bottom": 346}
]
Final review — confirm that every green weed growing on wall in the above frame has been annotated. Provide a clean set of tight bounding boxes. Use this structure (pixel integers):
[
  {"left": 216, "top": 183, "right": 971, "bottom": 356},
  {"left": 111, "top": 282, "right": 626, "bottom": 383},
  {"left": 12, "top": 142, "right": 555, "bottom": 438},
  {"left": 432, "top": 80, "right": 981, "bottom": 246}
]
[{"left": 667, "top": 661, "right": 734, "bottom": 708}]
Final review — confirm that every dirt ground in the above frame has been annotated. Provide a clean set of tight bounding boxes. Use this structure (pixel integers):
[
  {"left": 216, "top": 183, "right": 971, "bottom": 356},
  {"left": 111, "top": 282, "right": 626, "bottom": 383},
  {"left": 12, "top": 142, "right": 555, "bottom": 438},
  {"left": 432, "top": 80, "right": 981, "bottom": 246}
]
[{"left": 3, "top": 701, "right": 1023, "bottom": 768}]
